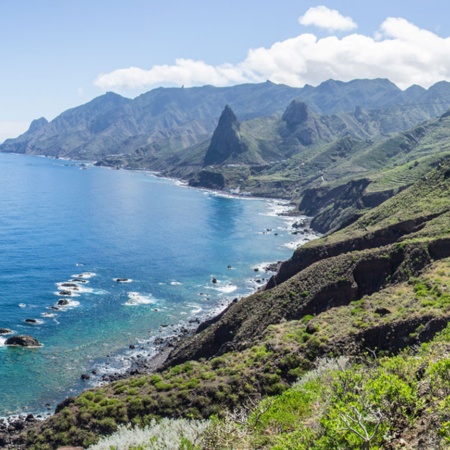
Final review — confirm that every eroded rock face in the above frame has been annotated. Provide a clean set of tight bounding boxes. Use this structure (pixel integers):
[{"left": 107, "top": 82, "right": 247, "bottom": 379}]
[{"left": 5, "top": 335, "right": 42, "bottom": 347}]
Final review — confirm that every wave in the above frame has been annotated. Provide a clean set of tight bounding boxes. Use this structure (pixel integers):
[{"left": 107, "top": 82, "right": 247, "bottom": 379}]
[
  {"left": 123, "top": 292, "right": 157, "bottom": 306},
  {"left": 53, "top": 299, "right": 80, "bottom": 310},
  {"left": 206, "top": 281, "right": 238, "bottom": 294},
  {"left": 72, "top": 271, "right": 96, "bottom": 279}
]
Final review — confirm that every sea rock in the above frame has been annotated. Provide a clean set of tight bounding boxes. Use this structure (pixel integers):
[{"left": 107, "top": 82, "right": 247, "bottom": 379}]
[
  {"left": 24, "top": 319, "right": 37, "bottom": 324},
  {"left": 72, "top": 278, "right": 87, "bottom": 283},
  {"left": 58, "top": 290, "right": 72, "bottom": 296},
  {"left": 115, "top": 278, "right": 131, "bottom": 283},
  {"left": 5, "top": 335, "right": 42, "bottom": 347},
  {"left": 0, "top": 328, "right": 12, "bottom": 335},
  {"left": 57, "top": 299, "right": 70, "bottom": 306}
]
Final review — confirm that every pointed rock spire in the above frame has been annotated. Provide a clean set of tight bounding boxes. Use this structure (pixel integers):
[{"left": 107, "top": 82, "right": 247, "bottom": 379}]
[{"left": 203, "top": 105, "right": 247, "bottom": 166}]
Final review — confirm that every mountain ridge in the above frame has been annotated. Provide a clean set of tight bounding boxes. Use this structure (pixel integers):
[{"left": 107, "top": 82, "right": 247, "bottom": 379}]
[{"left": 4, "top": 79, "right": 450, "bottom": 162}]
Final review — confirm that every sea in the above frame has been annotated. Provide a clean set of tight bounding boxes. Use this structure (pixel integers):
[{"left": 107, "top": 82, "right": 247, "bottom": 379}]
[{"left": 0, "top": 152, "right": 315, "bottom": 418}]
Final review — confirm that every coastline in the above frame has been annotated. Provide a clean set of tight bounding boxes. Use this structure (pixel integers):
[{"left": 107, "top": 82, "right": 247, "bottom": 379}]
[
  {"left": 0, "top": 215, "right": 317, "bottom": 444},
  {"left": 0, "top": 153, "right": 319, "bottom": 444},
  {"left": 79, "top": 210, "right": 316, "bottom": 386}
]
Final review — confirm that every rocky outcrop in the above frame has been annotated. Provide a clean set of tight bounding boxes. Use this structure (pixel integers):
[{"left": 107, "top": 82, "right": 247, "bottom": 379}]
[
  {"left": 203, "top": 105, "right": 247, "bottom": 166},
  {"left": 299, "top": 178, "right": 400, "bottom": 234},
  {"left": 189, "top": 170, "right": 226, "bottom": 190},
  {"left": 5, "top": 335, "right": 42, "bottom": 347},
  {"left": 266, "top": 213, "right": 443, "bottom": 289},
  {"left": 281, "top": 99, "right": 333, "bottom": 146}
]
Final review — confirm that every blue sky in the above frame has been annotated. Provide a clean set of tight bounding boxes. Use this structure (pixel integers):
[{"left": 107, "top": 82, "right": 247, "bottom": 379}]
[{"left": 1, "top": 0, "right": 450, "bottom": 142}]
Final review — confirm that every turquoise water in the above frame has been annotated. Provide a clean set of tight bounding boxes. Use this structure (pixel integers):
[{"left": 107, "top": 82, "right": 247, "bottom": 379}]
[{"left": 0, "top": 153, "right": 311, "bottom": 417}]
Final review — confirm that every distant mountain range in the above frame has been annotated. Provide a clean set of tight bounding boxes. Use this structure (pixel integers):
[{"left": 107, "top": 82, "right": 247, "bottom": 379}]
[
  {"left": 4, "top": 78, "right": 450, "bottom": 234},
  {"left": 3, "top": 79, "right": 450, "bottom": 162}
]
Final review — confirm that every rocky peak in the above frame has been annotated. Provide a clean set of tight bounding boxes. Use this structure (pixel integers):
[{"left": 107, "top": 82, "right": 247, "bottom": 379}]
[
  {"left": 203, "top": 105, "right": 247, "bottom": 166},
  {"left": 282, "top": 100, "right": 312, "bottom": 130},
  {"left": 27, "top": 117, "right": 48, "bottom": 134},
  {"left": 217, "top": 104, "right": 240, "bottom": 131}
]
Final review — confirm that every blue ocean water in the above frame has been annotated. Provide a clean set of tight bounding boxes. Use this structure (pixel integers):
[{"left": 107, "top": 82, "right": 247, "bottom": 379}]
[{"left": 0, "top": 153, "right": 312, "bottom": 417}]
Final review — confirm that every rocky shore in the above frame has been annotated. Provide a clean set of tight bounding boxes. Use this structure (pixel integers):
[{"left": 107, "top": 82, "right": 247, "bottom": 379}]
[{"left": 0, "top": 215, "right": 315, "bottom": 449}]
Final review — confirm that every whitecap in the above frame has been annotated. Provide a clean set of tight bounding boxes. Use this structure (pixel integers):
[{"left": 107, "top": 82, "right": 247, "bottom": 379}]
[
  {"left": 170, "top": 281, "right": 182, "bottom": 286},
  {"left": 207, "top": 283, "right": 237, "bottom": 294},
  {"left": 41, "top": 312, "right": 56, "bottom": 318},
  {"left": 123, "top": 292, "right": 157, "bottom": 306},
  {"left": 18, "top": 303, "right": 26, "bottom": 308},
  {"left": 186, "top": 303, "right": 203, "bottom": 314},
  {"left": 259, "top": 201, "right": 291, "bottom": 217},
  {"left": 283, "top": 235, "right": 314, "bottom": 249},
  {"left": 72, "top": 272, "right": 96, "bottom": 279},
  {"left": 55, "top": 300, "right": 80, "bottom": 310},
  {"left": 0, "top": 338, "right": 5, "bottom": 347}
]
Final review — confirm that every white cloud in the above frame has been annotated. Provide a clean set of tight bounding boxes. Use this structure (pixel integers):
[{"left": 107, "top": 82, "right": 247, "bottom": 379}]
[
  {"left": 0, "top": 121, "right": 29, "bottom": 144},
  {"left": 94, "top": 14, "right": 450, "bottom": 93},
  {"left": 299, "top": 5, "right": 357, "bottom": 32},
  {"left": 95, "top": 59, "right": 258, "bottom": 91}
]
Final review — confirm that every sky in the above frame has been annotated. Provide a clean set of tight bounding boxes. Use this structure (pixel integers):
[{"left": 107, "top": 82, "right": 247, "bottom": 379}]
[{"left": 1, "top": 0, "right": 450, "bottom": 142}]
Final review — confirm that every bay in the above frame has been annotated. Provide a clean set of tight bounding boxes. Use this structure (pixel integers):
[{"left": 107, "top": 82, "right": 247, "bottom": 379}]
[{"left": 0, "top": 153, "right": 313, "bottom": 417}]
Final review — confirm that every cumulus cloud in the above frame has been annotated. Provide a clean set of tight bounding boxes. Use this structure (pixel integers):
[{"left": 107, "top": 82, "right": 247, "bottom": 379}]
[
  {"left": 299, "top": 6, "right": 357, "bottom": 32},
  {"left": 95, "top": 12, "right": 450, "bottom": 93},
  {"left": 0, "top": 121, "right": 29, "bottom": 144},
  {"left": 96, "top": 59, "right": 258, "bottom": 90}
]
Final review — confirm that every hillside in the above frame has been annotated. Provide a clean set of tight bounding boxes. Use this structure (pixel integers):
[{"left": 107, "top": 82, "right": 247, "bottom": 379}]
[{"left": 8, "top": 157, "right": 450, "bottom": 449}]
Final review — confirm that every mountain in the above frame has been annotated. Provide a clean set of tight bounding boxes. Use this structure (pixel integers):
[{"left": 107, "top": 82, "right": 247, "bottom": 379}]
[
  {"left": 4, "top": 79, "right": 450, "bottom": 163},
  {"left": 203, "top": 105, "right": 248, "bottom": 166}
]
